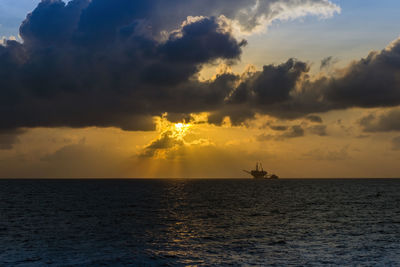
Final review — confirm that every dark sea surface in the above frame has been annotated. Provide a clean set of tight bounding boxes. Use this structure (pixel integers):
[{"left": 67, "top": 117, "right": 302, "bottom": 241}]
[{"left": 1, "top": 179, "right": 400, "bottom": 266}]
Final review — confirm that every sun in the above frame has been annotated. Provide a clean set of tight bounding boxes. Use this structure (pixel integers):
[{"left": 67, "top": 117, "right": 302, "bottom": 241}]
[
  {"left": 155, "top": 115, "right": 193, "bottom": 139},
  {"left": 174, "top": 122, "right": 191, "bottom": 137},
  {"left": 175, "top": 123, "right": 185, "bottom": 130}
]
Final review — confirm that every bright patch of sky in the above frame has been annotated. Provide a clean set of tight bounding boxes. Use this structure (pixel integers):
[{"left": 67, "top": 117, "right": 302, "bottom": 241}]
[
  {"left": 0, "top": 0, "right": 40, "bottom": 37},
  {"left": 241, "top": 0, "right": 400, "bottom": 71}
]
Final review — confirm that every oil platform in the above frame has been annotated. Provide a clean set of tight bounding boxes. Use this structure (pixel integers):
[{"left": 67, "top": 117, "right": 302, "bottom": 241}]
[{"left": 243, "top": 162, "right": 279, "bottom": 179}]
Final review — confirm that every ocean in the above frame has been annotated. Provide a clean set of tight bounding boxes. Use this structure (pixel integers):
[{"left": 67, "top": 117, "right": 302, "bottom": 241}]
[{"left": 1, "top": 179, "right": 400, "bottom": 266}]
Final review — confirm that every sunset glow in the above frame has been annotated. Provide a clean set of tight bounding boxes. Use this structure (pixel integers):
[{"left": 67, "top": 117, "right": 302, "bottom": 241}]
[
  {"left": 3, "top": 2, "right": 400, "bottom": 266},
  {"left": 174, "top": 123, "right": 191, "bottom": 138},
  {"left": 0, "top": 1, "right": 400, "bottom": 178}
]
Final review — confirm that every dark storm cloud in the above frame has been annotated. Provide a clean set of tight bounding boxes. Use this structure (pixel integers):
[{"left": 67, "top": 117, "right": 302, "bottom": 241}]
[
  {"left": 0, "top": 0, "right": 245, "bottom": 131},
  {"left": 2, "top": 0, "right": 400, "bottom": 134},
  {"left": 208, "top": 58, "right": 317, "bottom": 125},
  {"left": 324, "top": 40, "right": 400, "bottom": 108},
  {"left": 210, "top": 37, "right": 400, "bottom": 125},
  {"left": 230, "top": 59, "right": 309, "bottom": 105}
]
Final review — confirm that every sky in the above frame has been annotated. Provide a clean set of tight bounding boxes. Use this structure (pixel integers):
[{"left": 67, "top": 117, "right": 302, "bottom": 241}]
[{"left": 1, "top": 0, "right": 400, "bottom": 178}]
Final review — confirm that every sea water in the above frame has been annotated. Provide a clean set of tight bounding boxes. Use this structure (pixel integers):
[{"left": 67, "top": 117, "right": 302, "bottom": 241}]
[{"left": 1, "top": 179, "right": 400, "bottom": 266}]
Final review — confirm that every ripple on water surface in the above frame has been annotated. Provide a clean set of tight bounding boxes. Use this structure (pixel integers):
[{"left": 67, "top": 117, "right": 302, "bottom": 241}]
[{"left": 1, "top": 179, "right": 400, "bottom": 266}]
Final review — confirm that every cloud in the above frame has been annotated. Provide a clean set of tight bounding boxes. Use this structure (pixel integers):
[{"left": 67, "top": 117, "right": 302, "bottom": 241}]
[
  {"left": 282, "top": 125, "right": 305, "bottom": 138},
  {"left": 392, "top": 136, "right": 400, "bottom": 151},
  {"left": 147, "top": 0, "right": 340, "bottom": 35},
  {"left": 324, "top": 39, "right": 400, "bottom": 108},
  {"left": 270, "top": 125, "right": 289, "bottom": 131},
  {"left": 209, "top": 58, "right": 314, "bottom": 125},
  {"left": 359, "top": 109, "right": 400, "bottom": 132},
  {"left": 307, "top": 125, "right": 327, "bottom": 136},
  {"left": 258, "top": 122, "right": 327, "bottom": 141},
  {"left": 257, "top": 125, "right": 304, "bottom": 141},
  {"left": 6, "top": 0, "right": 400, "bottom": 134},
  {"left": 0, "top": 129, "right": 26, "bottom": 150},
  {"left": 139, "top": 117, "right": 213, "bottom": 159},
  {"left": 1, "top": 0, "right": 247, "bottom": 131},
  {"left": 231, "top": 59, "right": 309, "bottom": 106},
  {"left": 305, "top": 115, "right": 323, "bottom": 123},
  {"left": 320, "top": 56, "right": 338, "bottom": 70},
  {"left": 211, "top": 36, "right": 400, "bottom": 124},
  {"left": 140, "top": 130, "right": 184, "bottom": 158}
]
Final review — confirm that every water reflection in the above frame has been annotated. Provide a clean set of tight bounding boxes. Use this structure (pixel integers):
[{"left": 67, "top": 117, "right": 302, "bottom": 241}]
[
  {"left": 1, "top": 179, "right": 400, "bottom": 265},
  {"left": 144, "top": 180, "right": 206, "bottom": 264}
]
